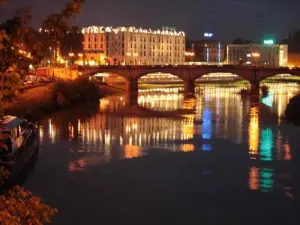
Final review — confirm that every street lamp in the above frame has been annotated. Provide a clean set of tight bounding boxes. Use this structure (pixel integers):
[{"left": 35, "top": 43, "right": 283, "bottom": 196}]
[{"left": 251, "top": 52, "right": 260, "bottom": 58}]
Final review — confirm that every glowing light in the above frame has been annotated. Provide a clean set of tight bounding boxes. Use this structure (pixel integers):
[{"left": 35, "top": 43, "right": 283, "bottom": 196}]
[
  {"left": 82, "top": 26, "right": 185, "bottom": 36},
  {"left": 181, "top": 144, "right": 195, "bottom": 152},
  {"left": 249, "top": 166, "right": 259, "bottom": 190},
  {"left": 264, "top": 39, "right": 274, "bottom": 45},
  {"left": 260, "top": 129, "right": 273, "bottom": 161},
  {"left": 185, "top": 52, "right": 195, "bottom": 56},
  {"left": 124, "top": 145, "right": 141, "bottom": 159},
  {"left": 202, "top": 107, "right": 212, "bottom": 140},
  {"left": 260, "top": 168, "right": 274, "bottom": 192},
  {"left": 248, "top": 107, "right": 259, "bottom": 158},
  {"left": 204, "top": 32, "right": 213, "bottom": 38},
  {"left": 251, "top": 52, "right": 260, "bottom": 58},
  {"left": 261, "top": 94, "right": 273, "bottom": 108}
]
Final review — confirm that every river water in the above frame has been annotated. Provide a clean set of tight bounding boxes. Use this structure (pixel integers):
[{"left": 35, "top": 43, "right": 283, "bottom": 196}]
[{"left": 22, "top": 83, "right": 300, "bottom": 225}]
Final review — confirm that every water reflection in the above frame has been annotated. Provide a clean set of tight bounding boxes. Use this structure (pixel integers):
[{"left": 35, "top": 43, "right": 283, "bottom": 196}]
[
  {"left": 248, "top": 165, "right": 293, "bottom": 197},
  {"left": 38, "top": 83, "right": 299, "bottom": 197},
  {"left": 40, "top": 84, "right": 298, "bottom": 160},
  {"left": 249, "top": 166, "right": 274, "bottom": 193},
  {"left": 249, "top": 107, "right": 259, "bottom": 159}
]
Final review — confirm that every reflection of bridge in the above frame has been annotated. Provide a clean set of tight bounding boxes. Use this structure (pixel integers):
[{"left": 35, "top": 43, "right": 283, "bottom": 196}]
[{"left": 79, "top": 65, "right": 300, "bottom": 105}]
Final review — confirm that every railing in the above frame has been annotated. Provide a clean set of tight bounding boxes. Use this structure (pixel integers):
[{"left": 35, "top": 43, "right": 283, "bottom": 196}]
[{"left": 78, "top": 64, "right": 293, "bottom": 70}]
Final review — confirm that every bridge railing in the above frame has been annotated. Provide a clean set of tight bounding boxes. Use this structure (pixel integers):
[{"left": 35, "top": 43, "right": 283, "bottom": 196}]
[{"left": 77, "top": 64, "right": 293, "bottom": 70}]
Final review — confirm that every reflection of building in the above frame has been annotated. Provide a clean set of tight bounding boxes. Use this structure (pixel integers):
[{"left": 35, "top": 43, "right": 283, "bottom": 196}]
[
  {"left": 82, "top": 26, "right": 186, "bottom": 65},
  {"left": 248, "top": 107, "right": 259, "bottom": 159},
  {"left": 227, "top": 44, "right": 288, "bottom": 67},
  {"left": 185, "top": 39, "right": 225, "bottom": 64},
  {"left": 248, "top": 166, "right": 274, "bottom": 192}
]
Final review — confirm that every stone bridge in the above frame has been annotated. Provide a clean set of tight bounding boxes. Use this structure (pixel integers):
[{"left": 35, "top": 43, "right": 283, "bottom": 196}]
[{"left": 78, "top": 65, "right": 300, "bottom": 105}]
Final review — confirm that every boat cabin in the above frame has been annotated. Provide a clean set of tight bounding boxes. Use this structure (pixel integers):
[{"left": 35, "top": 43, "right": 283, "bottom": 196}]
[{"left": 0, "top": 116, "right": 34, "bottom": 156}]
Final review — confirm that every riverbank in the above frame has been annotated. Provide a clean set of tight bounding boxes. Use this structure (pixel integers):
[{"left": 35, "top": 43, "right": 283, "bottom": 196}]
[{"left": 4, "top": 80, "right": 123, "bottom": 121}]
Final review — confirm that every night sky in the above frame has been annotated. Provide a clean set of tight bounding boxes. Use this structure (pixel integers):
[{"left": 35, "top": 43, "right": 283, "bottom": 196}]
[{"left": 0, "top": 0, "right": 299, "bottom": 42}]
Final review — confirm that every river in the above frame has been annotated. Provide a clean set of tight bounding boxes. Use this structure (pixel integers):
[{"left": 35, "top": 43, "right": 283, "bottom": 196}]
[{"left": 22, "top": 83, "right": 300, "bottom": 225}]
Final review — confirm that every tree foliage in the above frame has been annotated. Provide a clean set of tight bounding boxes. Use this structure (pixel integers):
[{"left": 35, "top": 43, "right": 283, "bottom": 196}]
[
  {"left": 60, "top": 26, "right": 84, "bottom": 57},
  {"left": 0, "top": 167, "right": 58, "bottom": 225},
  {"left": 0, "top": 0, "right": 85, "bottom": 114},
  {"left": 0, "top": 0, "right": 85, "bottom": 223}
]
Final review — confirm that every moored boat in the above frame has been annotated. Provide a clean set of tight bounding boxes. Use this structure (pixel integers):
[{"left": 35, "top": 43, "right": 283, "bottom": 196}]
[{"left": 0, "top": 116, "right": 38, "bottom": 172}]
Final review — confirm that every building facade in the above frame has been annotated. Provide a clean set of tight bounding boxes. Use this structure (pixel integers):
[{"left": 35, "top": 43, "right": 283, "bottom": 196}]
[
  {"left": 227, "top": 44, "right": 288, "bottom": 67},
  {"left": 185, "top": 40, "right": 225, "bottom": 64},
  {"left": 81, "top": 26, "right": 186, "bottom": 65}
]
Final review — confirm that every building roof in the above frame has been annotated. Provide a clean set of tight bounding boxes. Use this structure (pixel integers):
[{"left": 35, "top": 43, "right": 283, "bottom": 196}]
[
  {"left": 0, "top": 116, "right": 24, "bottom": 130},
  {"left": 81, "top": 26, "right": 185, "bottom": 36}
]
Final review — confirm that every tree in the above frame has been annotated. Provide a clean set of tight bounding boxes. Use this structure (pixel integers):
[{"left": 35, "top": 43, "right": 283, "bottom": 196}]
[
  {"left": 0, "top": 1, "right": 85, "bottom": 224},
  {"left": 60, "top": 26, "right": 84, "bottom": 57},
  {"left": 0, "top": 0, "right": 86, "bottom": 115}
]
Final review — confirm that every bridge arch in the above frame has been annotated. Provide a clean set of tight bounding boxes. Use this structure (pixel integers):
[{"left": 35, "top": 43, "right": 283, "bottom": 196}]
[
  {"left": 137, "top": 72, "right": 185, "bottom": 84},
  {"left": 194, "top": 72, "right": 251, "bottom": 84},
  {"left": 190, "top": 67, "right": 253, "bottom": 82},
  {"left": 89, "top": 72, "right": 128, "bottom": 85},
  {"left": 135, "top": 71, "right": 185, "bottom": 81},
  {"left": 259, "top": 72, "right": 300, "bottom": 83}
]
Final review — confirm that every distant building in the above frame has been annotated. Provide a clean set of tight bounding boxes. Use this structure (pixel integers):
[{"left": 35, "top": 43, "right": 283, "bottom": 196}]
[
  {"left": 226, "top": 44, "right": 288, "bottom": 67},
  {"left": 185, "top": 38, "right": 225, "bottom": 64},
  {"left": 81, "top": 26, "right": 186, "bottom": 65}
]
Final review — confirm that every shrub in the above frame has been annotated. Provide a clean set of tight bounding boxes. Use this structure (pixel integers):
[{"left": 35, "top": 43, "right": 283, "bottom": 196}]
[{"left": 52, "top": 78, "right": 101, "bottom": 108}]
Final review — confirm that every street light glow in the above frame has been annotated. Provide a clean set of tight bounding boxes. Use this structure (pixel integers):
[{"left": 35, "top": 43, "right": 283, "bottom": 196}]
[
  {"left": 264, "top": 39, "right": 274, "bottom": 45},
  {"left": 252, "top": 52, "right": 260, "bottom": 58}
]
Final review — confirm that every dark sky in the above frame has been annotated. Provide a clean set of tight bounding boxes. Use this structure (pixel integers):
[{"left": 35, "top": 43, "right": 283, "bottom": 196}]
[{"left": 0, "top": 0, "right": 299, "bottom": 42}]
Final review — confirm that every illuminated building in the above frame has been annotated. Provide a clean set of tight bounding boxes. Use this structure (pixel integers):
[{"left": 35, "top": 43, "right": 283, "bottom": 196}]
[
  {"left": 185, "top": 36, "right": 225, "bottom": 64},
  {"left": 227, "top": 43, "right": 288, "bottom": 67},
  {"left": 82, "top": 26, "right": 186, "bottom": 65}
]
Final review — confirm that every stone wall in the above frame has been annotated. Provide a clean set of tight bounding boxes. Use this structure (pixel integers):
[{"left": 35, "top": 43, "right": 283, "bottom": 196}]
[{"left": 36, "top": 67, "right": 79, "bottom": 80}]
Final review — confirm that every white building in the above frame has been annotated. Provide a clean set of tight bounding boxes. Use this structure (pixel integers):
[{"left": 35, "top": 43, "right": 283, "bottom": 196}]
[
  {"left": 81, "top": 26, "right": 186, "bottom": 65},
  {"left": 227, "top": 44, "right": 288, "bottom": 67}
]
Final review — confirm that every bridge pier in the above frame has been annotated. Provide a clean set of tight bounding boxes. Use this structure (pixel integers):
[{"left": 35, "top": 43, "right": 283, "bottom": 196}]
[
  {"left": 184, "top": 80, "right": 195, "bottom": 98},
  {"left": 250, "top": 81, "right": 260, "bottom": 95},
  {"left": 126, "top": 79, "right": 139, "bottom": 106}
]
